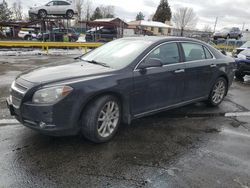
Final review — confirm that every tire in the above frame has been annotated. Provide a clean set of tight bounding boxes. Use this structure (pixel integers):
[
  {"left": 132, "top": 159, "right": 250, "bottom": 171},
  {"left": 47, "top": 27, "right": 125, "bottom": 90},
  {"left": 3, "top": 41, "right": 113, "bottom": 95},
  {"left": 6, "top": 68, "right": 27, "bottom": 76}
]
[
  {"left": 82, "top": 95, "right": 121, "bottom": 143},
  {"left": 66, "top": 10, "right": 74, "bottom": 18},
  {"left": 207, "top": 77, "right": 228, "bottom": 107},
  {"left": 38, "top": 9, "right": 47, "bottom": 18},
  {"left": 235, "top": 71, "right": 245, "bottom": 81},
  {"left": 24, "top": 35, "right": 32, "bottom": 40}
]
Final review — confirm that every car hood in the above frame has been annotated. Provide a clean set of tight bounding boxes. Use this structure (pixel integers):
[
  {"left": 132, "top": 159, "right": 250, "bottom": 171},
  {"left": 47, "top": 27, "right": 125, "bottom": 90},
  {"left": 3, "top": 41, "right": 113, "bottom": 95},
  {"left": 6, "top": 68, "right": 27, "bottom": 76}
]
[{"left": 18, "top": 60, "right": 114, "bottom": 84}]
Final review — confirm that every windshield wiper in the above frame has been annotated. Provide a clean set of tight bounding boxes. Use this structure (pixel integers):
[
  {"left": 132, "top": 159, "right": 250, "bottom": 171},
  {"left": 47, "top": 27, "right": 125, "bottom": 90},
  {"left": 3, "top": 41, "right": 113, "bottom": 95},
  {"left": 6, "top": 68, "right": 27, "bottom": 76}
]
[{"left": 82, "top": 59, "right": 110, "bottom": 68}]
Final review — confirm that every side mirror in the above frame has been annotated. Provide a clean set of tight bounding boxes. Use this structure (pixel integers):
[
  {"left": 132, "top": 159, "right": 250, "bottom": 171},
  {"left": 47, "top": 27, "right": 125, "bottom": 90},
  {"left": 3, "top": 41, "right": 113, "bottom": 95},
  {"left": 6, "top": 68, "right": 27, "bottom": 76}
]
[
  {"left": 221, "top": 50, "right": 227, "bottom": 55},
  {"left": 138, "top": 58, "right": 163, "bottom": 70}
]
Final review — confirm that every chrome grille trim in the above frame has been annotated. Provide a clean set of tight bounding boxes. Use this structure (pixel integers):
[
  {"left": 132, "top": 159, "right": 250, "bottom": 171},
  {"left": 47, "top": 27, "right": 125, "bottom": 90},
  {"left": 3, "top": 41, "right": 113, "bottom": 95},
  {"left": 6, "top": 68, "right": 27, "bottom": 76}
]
[
  {"left": 10, "top": 80, "right": 30, "bottom": 108},
  {"left": 11, "top": 95, "right": 21, "bottom": 109},
  {"left": 11, "top": 81, "right": 27, "bottom": 95}
]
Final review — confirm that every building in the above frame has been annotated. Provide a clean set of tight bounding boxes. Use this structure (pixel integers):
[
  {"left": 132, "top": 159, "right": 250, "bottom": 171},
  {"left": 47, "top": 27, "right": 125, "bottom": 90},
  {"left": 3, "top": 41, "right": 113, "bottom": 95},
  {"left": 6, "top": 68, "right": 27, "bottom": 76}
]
[{"left": 128, "top": 20, "right": 173, "bottom": 36}]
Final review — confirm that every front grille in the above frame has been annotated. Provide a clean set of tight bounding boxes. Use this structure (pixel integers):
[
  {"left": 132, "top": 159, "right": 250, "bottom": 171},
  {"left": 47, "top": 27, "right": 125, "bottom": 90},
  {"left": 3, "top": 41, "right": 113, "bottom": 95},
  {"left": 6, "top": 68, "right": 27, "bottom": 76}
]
[
  {"left": 11, "top": 95, "right": 21, "bottom": 108},
  {"left": 10, "top": 80, "right": 29, "bottom": 108}
]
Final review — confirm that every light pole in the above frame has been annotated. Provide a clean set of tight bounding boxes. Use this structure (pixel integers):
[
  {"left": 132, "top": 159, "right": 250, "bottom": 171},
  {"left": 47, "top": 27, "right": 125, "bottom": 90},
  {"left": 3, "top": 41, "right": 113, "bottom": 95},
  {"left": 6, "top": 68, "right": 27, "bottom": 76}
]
[{"left": 213, "top": 17, "right": 218, "bottom": 33}]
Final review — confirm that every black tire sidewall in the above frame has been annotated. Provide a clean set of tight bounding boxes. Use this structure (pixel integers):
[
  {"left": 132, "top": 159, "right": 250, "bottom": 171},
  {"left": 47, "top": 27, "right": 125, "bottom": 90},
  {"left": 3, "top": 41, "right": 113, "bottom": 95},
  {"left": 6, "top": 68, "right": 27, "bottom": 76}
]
[
  {"left": 39, "top": 10, "right": 47, "bottom": 18},
  {"left": 208, "top": 77, "right": 228, "bottom": 106},
  {"left": 66, "top": 10, "right": 74, "bottom": 18},
  {"left": 235, "top": 71, "right": 245, "bottom": 80},
  {"left": 82, "top": 95, "right": 121, "bottom": 143}
]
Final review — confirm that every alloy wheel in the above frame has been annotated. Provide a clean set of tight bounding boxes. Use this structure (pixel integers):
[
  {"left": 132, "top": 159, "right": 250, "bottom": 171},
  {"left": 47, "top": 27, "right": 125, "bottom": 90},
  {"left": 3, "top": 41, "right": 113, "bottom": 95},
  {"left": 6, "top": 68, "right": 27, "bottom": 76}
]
[
  {"left": 211, "top": 80, "right": 226, "bottom": 104},
  {"left": 97, "top": 101, "right": 120, "bottom": 138}
]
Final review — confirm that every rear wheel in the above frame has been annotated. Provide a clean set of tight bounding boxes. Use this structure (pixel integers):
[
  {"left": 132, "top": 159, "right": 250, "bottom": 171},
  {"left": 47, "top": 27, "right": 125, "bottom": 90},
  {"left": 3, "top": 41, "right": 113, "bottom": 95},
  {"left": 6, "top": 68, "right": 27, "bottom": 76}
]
[
  {"left": 24, "top": 35, "right": 32, "bottom": 40},
  {"left": 66, "top": 10, "right": 74, "bottom": 18},
  {"left": 82, "top": 95, "right": 121, "bottom": 143},
  {"left": 38, "top": 9, "right": 47, "bottom": 18},
  {"left": 235, "top": 71, "right": 245, "bottom": 81},
  {"left": 207, "top": 77, "right": 228, "bottom": 106}
]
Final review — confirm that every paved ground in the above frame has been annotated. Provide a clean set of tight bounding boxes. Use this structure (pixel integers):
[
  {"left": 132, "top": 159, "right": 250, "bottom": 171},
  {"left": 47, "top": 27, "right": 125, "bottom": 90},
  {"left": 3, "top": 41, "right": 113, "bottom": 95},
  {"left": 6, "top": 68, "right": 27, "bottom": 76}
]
[{"left": 0, "top": 55, "right": 250, "bottom": 188}]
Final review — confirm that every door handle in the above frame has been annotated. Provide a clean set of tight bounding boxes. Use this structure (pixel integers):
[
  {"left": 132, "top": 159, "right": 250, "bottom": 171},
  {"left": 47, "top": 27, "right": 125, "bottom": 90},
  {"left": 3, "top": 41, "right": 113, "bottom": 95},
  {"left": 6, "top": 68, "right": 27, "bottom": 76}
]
[
  {"left": 210, "top": 64, "right": 217, "bottom": 68},
  {"left": 174, "top": 69, "right": 185, "bottom": 73}
]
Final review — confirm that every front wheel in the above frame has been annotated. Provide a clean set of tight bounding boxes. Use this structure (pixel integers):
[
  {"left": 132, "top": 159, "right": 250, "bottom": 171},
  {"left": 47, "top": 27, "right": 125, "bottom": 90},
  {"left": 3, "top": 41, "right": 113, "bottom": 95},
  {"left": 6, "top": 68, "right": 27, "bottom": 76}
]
[
  {"left": 207, "top": 77, "right": 228, "bottom": 107},
  {"left": 82, "top": 95, "right": 121, "bottom": 143},
  {"left": 66, "top": 10, "right": 74, "bottom": 18},
  {"left": 235, "top": 71, "right": 245, "bottom": 81}
]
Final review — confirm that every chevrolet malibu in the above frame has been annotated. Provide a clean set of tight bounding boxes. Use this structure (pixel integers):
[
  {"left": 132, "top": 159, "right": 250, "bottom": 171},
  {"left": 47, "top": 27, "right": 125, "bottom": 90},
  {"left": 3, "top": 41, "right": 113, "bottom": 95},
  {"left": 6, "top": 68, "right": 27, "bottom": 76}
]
[{"left": 6, "top": 37, "right": 235, "bottom": 143}]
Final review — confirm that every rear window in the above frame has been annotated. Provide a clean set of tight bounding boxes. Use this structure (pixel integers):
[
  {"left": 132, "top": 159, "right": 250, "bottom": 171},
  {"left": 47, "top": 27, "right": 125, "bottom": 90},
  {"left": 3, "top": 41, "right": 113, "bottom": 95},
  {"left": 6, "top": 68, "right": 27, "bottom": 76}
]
[
  {"left": 58, "top": 1, "right": 70, "bottom": 5},
  {"left": 203, "top": 47, "right": 213, "bottom": 59},
  {"left": 182, "top": 43, "right": 206, "bottom": 62}
]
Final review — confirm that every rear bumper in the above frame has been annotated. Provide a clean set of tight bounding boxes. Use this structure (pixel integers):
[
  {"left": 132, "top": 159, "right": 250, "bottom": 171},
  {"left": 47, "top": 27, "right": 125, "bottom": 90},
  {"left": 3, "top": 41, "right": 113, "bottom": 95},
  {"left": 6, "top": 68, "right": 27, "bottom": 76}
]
[{"left": 6, "top": 97, "right": 80, "bottom": 136}]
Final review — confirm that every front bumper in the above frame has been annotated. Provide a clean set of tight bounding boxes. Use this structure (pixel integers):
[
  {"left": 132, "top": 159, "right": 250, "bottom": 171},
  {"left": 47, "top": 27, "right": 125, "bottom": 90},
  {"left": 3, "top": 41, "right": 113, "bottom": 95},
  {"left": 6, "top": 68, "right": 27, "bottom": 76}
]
[
  {"left": 235, "top": 59, "right": 250, "bottom": 75},
  {"left": 6, "top": 97, "right": 80, "bottom": 136}
]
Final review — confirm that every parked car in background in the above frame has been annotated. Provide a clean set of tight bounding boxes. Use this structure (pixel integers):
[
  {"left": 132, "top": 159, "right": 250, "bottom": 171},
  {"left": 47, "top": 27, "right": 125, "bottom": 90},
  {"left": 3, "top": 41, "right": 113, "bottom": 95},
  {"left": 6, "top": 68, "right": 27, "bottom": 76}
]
[
  {"left": 235, "top": 49, "right": 250, "bottom": 80},
  {"left": 233, "top": 41, "right": 250, "bottom": 56},
  {"left": 18, "top": 28, "right": 37, "bottom": 40},
  {"left": 213, "top": 27, "right": 242, "bottom": 40},
  {"left": 85, "top": 27, "right": 117, "bottom": 42},
  {"left": 6, "top": 37, "right": 235, "bottom": 143},
  {"left": 29, "top": 0, "right": 77, "bottom": 19},
  {"left": 37, "top": 28, "right": 79, "bottom": 42}
]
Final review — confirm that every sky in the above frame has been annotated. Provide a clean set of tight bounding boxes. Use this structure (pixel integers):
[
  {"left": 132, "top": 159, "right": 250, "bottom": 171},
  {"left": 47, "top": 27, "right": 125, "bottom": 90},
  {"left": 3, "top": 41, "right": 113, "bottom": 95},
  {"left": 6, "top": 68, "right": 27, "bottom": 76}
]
[{"left": 4, "top": 0, "right": 250, "bottom": 31}]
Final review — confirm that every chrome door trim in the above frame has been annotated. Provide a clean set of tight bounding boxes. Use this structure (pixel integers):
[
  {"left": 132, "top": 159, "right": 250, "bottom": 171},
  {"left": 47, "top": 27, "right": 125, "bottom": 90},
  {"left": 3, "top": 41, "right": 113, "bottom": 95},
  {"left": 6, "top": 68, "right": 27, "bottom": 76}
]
[
  {"left": 133, "top": 40, "right": 216, "bottom": 72},
  {"left": 133, "top": 96, "right": 207, "bottom": 118}
]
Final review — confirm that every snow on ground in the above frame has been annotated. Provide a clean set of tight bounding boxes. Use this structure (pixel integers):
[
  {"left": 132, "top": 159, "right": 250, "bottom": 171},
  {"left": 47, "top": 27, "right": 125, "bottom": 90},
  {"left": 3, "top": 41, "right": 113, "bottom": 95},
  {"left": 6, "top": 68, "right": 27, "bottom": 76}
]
[{"left": 0, "top": 48, "right": 86, "bottom": 56}]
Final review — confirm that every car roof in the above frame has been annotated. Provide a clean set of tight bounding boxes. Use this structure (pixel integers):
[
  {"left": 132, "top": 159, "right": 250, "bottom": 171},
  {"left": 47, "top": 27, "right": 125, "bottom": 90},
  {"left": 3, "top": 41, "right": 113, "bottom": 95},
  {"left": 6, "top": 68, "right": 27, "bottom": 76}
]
[{"left": 119, "top": 36, "right": 206, "bottom": 44}]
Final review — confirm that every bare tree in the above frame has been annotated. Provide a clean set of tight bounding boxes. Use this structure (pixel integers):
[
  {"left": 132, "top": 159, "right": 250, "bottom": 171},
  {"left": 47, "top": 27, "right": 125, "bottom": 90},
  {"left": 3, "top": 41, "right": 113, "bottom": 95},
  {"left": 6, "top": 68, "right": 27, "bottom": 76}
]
[
  {"left": 172, "top": 7, "right": 198, "bottom": 36},
  {"left": 203, "top": 25, "right": 212, "bottom": 32},
  {"left": 12, "top": 0, "right": 23, "bottom": 20},
  {"left": 99, "top": 5, "right": 115, "bottom": 18},
  {"left": 75, "top": 0, "right": 84, "bottom": 21},
  {"left": 83, "top": 0, "right": 92, "bottom": 21},
  {"left": 148, "top": 13, "right": 154, "bottom": 21}
]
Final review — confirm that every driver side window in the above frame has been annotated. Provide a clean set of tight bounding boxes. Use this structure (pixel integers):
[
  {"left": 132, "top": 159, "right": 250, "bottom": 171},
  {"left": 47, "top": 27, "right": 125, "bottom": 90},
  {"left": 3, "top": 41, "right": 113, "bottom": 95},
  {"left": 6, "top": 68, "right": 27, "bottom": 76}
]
[{"left": 146, "top": 42, "right": 180, "bottom": 65}]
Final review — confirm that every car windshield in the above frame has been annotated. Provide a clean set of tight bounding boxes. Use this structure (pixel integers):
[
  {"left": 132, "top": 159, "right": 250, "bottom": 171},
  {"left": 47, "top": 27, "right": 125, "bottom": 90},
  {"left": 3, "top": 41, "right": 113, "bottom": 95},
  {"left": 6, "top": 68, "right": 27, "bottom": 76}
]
[
  {"left": 81, "top": 39, "right": 154, "bottom": 69},
  {"left": 240, "top": 41, "right": 250, "bottom": 48}
]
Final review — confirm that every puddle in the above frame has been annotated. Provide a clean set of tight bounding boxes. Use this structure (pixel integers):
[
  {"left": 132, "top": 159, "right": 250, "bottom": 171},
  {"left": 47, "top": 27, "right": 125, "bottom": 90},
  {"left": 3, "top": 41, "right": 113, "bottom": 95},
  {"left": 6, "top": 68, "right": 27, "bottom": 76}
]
[{"left": 221, "top": 128, "right": 250, "bottom": 139}]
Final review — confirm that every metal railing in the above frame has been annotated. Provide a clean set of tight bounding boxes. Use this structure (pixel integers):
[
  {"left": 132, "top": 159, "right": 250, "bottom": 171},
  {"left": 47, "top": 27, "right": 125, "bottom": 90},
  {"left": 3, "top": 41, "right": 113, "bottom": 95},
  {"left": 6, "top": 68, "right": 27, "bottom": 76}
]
[
  {"left": 212, "top": 44, "right": 236, "bottom": 52},
  {"left": 0, "top": 41, "right": 103, "bottom": 53}
]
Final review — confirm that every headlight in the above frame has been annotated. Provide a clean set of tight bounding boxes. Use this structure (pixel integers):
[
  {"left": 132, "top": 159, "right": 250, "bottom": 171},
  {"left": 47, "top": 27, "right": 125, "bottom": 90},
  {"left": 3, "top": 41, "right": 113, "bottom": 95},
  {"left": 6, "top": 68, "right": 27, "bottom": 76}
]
[{"left": 32, "top": 86, "right": 73, "bottom": 104}]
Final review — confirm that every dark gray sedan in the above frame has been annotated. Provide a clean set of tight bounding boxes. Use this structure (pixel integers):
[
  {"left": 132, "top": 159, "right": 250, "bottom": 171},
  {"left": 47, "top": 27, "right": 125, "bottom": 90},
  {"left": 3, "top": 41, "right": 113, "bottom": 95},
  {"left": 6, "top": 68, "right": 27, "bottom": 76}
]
[{"left": 6, "top": 37, "right": 235, "bottom": 143}]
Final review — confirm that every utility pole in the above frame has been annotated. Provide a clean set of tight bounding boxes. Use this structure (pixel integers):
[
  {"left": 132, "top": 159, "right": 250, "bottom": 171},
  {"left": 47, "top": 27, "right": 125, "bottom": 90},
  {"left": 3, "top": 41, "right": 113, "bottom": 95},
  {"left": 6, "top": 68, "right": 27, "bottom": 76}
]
[
  {"left": 213, "top": 17, "right": 218, "bottom": 33},
  {"left": 242, "top": 22, "right": 245, "bottom": 32}
]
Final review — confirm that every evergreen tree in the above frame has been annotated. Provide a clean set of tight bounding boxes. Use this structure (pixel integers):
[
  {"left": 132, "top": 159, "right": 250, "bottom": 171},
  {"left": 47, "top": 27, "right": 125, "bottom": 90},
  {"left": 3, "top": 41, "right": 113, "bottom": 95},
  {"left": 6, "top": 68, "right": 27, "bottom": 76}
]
[
  {"left": 153, "top": 0, "right": 171, "bottom": 23},
  {"left": 0, "top": 1, "right": 12, "bottom": 21},
  {"left": 136, "top": 12, "right": 145, "bottom": 21},
  {"left": 91, "top": 7, "right": 103, "bottom": 20}
]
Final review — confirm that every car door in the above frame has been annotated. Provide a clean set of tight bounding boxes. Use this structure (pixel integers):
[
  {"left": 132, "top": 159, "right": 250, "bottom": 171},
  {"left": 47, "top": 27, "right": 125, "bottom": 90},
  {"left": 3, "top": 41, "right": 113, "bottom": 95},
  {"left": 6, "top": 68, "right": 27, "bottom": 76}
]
[
  {"left": 49, "top": 1, "right": 60, "bottom": 14},
  {"left": 132, "top": 42, "right": 186, "bottom": 116},
  {"left": 180, "top": 42, "right": 215, "bottom": 101},
  {"left": 57, "top": 1, "right": 69, "bottom": 14},
  {"left": 45, "top": 1, "right": 54, "bottom": 14}
]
